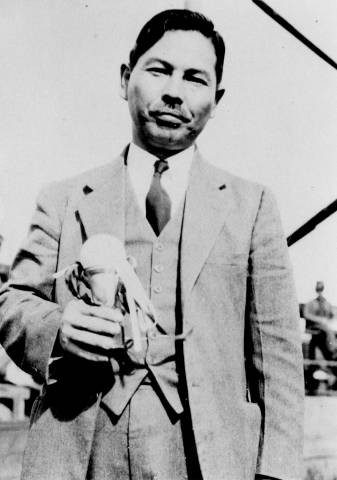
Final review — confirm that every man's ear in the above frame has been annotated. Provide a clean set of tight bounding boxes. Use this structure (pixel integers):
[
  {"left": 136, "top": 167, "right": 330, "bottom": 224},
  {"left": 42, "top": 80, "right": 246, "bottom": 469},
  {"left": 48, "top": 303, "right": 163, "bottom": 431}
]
[
  {"left": 215, "top": 88, "right": 225, "bottom": 105},
  {"left": 210, "top": 88, "right": 225, "bottom": 118},
  {"left": 120, "top": 64, "right": 131, "bottom": 100}
]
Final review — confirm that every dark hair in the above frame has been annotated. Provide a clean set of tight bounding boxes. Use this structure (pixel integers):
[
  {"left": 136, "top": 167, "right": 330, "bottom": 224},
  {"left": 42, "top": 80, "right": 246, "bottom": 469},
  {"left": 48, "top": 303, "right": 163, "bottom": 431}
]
[{"left": 129, "top": 9, "right": 225, "bottom": 85}]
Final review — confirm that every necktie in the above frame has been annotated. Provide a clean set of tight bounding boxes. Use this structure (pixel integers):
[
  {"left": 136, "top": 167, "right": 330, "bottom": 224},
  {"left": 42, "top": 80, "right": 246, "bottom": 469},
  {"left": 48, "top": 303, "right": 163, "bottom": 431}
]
[{"left": 146, "top": 159, "right": 171, "bottom": 236}]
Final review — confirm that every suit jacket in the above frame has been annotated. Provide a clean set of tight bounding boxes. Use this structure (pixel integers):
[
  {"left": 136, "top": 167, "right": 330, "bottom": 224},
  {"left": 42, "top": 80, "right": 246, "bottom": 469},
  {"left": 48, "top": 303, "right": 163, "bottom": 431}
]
[{"left": 0, "top": 149, "right": 304, "bottom": 480}]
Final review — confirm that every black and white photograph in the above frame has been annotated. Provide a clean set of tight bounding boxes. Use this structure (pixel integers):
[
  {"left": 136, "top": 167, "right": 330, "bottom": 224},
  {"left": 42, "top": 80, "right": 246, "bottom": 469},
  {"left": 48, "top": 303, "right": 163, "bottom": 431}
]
[{"left": 0, "top": 1, "right": 336, "bottom": 479}]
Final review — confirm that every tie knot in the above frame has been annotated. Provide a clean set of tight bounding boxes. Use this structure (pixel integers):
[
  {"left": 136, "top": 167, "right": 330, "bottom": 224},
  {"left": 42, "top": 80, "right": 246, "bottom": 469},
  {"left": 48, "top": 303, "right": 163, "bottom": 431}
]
[{"left": 154, "top": 159, "right": 169, "bottom": 175}]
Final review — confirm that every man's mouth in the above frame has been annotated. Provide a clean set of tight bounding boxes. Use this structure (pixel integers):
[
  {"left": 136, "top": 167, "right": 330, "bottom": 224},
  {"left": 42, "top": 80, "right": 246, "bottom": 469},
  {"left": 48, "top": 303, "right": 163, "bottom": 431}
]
[{"left": 150, "top": 110, "right": 190, "bottom": 127}]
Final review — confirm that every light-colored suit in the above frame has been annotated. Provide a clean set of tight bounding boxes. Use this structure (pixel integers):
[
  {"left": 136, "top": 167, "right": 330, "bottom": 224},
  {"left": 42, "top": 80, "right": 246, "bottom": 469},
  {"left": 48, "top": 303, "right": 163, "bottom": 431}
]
[{"left": 0, "top": 149, "right": 304, "bottom": 480}]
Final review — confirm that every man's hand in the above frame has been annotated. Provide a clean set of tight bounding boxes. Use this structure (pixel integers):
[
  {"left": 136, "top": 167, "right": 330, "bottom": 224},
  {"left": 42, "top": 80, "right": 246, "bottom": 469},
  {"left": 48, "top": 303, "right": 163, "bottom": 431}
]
[{"left": 59, "top": 299, "right": 124, "bottom": 362}]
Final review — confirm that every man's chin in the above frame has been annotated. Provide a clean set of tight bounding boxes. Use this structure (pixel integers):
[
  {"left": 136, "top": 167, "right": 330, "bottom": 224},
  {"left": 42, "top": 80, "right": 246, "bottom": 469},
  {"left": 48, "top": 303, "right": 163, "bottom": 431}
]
[{"left": 144, "top": 125, "right": 192, "bottom": 152}]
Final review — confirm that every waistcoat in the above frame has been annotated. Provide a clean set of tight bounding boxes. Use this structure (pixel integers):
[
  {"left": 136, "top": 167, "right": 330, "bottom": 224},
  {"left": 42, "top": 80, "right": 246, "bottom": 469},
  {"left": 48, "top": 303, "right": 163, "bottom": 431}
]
[{"left": 101, "top": 174, "right": 184, "bottom": 416}]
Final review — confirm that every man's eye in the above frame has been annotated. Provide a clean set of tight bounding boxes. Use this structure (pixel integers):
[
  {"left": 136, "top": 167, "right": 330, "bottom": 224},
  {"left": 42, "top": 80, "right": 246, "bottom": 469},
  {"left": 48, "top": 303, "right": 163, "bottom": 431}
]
[
  {"left": 186, "top": 76, "right": 208, "bottom": 86},
  {"left": 147, "top": 68, "right": 167, "bottom": 75}
]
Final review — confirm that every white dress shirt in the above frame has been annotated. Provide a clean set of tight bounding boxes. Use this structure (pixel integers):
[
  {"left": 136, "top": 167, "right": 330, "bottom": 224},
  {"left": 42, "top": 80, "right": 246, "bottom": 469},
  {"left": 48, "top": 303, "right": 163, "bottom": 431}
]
[{"left": 127, "top": 143, "right": 195, "bottom": 217}]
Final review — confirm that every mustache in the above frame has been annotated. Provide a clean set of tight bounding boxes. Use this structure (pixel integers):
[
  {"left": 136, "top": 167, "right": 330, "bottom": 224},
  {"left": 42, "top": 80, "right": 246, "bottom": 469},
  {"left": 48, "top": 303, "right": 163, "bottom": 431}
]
[{"left": 149, "top": 104, "right": 191, "bottom": 122}]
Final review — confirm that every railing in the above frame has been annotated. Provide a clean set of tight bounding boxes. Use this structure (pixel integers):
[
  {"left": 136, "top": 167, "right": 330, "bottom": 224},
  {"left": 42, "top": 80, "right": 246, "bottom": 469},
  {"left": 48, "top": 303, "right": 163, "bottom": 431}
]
[{"left": 0, "top": 384, "right": 30, "bottom": 421}]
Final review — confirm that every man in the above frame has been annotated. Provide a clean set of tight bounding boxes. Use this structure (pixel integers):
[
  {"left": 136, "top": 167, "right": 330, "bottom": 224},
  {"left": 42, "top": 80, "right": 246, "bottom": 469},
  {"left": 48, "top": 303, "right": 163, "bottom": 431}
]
[
  {"left": 304, "top": 281, "right": 335, "bottom": 355},
  {"left": 0, "top": 9, "right": 303, "bottom": 480},
  {"left": 304, "top": 281, "right": 337, "bottom": 392}
]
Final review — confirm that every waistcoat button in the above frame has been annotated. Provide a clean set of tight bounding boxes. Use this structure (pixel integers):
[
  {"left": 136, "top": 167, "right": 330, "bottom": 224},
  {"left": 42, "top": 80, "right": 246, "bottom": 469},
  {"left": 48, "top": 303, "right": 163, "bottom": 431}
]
[
  {"left": 147, "top": 329, "right": 157, "bottom": 340},
  {"left": 155, "top": 242, "right": 164, "bottom": 252},
  {"left": 153, "top": 264, "right": 164, "bottom": 273},
  {"left": 153, "top": 285, "right": 162, "bottom": 294}
]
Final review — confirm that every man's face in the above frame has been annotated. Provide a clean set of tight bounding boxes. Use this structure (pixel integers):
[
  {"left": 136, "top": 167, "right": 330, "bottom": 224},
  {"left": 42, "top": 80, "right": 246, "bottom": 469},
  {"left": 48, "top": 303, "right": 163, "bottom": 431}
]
[{"left": 121, "top": 30, "right": 222, "bottom": 155}]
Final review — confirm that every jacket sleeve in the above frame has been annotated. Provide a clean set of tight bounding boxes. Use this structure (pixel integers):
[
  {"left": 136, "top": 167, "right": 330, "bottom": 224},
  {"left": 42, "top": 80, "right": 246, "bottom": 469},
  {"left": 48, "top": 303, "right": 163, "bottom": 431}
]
[
  {"left": 245, "top": 188, "right": 304, "bottom": 480},
  {"left": 0, "top": 185, "right": 66, "bottom": 384}
]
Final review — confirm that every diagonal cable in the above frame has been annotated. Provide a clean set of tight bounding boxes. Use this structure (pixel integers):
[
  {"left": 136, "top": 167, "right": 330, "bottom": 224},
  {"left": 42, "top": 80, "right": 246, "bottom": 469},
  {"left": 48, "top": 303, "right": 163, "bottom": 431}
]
[
  {"left": 287, "top": 199, "right": 337, "bottom": 247},
  {"left": 252, "top": 0, "right": 337, "bottom": 71}
]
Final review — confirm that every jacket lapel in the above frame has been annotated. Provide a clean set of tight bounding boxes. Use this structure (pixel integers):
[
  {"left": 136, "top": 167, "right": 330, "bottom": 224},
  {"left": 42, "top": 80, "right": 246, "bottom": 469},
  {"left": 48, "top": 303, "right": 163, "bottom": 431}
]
[
  {"left": 76, "top": 153, "right": 126, "bottom": 243},
  {"left": 180, "top": 152, "right": 231, "bottom": 314}
]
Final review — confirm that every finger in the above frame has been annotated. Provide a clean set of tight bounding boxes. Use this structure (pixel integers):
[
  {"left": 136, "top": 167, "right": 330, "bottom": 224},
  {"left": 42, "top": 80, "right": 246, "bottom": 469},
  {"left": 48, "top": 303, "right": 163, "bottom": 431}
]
[
  {"left": 63, "top": 325, "right": 123, "bottom": 351},
  {"left": 64, "top": 315, "right": 122, "bottom": 336},
  {"left": 61, "top": 336, "right": 109, "bottom": 362},
  {"left": 62, "top": 301, "right": 123, "bottom": 335},
  {"left": 78, "top": 302, "right": 124, "bottom": 323}
]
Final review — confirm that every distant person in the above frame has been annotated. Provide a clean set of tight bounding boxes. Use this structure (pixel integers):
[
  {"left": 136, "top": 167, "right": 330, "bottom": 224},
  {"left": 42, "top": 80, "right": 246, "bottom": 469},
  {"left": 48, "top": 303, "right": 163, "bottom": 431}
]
[
  {"left": 304, "top": 281, "right": 337, "bottom": 391},
  {"left": 304, "top": 281, "right": 336, "bottom": 357}
]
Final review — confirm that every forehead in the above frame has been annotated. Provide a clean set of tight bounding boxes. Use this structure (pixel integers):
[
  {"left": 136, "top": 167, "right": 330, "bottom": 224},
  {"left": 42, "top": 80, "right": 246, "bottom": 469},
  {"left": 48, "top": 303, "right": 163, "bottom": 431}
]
[{"left": 137, "top": 30, "right": 217, "bottom": 76}]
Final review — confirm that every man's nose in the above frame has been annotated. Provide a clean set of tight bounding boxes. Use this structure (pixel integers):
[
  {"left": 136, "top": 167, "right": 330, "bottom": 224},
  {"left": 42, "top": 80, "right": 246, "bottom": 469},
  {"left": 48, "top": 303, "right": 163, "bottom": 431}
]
[{"left": 161, "top": 75, "right": 183, "bottom": 106}]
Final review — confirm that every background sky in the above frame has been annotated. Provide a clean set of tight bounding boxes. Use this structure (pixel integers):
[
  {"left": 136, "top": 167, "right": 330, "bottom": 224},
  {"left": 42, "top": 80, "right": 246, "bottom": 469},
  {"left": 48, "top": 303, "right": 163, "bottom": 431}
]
[{"left": 0, "top": 0, "right": 336, "bottom": 304}]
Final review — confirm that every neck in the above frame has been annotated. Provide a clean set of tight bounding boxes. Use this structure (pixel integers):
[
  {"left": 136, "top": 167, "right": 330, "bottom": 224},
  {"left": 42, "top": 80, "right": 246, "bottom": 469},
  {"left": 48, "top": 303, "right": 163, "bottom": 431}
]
[{"left": 132, "top": 135, "right": 194, "bottom": 160}]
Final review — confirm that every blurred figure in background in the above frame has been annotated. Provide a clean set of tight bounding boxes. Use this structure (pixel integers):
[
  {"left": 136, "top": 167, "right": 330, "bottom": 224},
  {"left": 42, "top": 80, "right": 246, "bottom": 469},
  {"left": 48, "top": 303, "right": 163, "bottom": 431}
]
[
  {"left": 304, "top": 281, "right": 337, "bottom": 393},
  {"left": 304, "top": 281, "right": 336, "bottom": 358}
]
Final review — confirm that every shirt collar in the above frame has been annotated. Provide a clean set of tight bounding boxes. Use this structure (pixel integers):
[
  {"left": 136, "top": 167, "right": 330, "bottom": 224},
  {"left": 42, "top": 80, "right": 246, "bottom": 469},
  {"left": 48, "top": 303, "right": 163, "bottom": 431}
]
[
  {"left": 126, "top": 142, "right": 195, "bottom": 216},
  {"left": 127, "top": 142, "right": 195, "bottom": 178}
]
